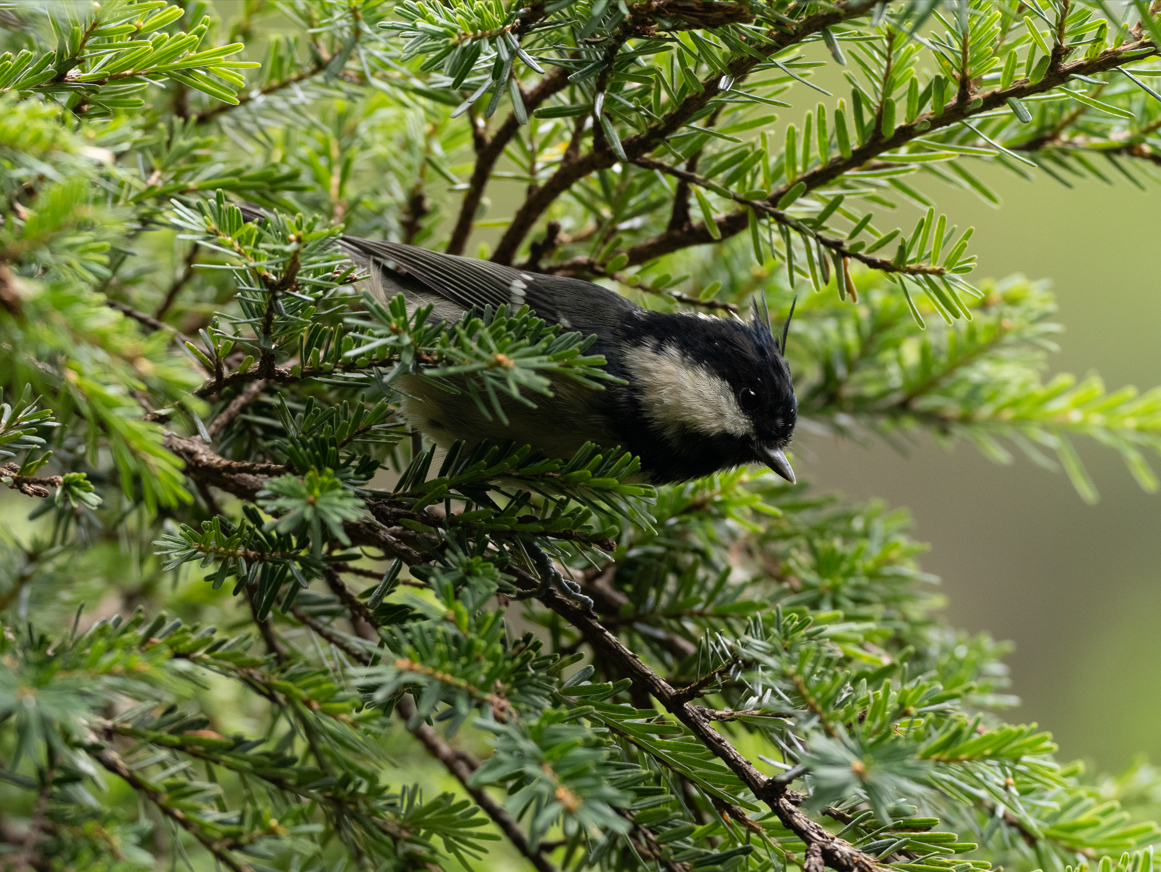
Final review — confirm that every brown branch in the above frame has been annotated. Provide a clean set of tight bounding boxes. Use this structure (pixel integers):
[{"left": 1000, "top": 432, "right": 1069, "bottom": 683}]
[
  {"left": 446, "top": 66, "right": 571, "bottom": 256},
  {"left": 696, "top": 707, "right": 790, "bottom": 721},
  {"left": 206, "top": 379, "right": 269, "bottom": 439},
  {"left": 668, "top": 151, "right": 702, "bottom": 232},
  {"left": 169, "top": 435, "right": 880, "bottom": 872},
  {"left": 573, "top": 566, "right": 698, "bottom": 662},
  {"left": 616, "top": 39, "right": 1160, "bottom": 268},
  {"left": 395, "top": 695, "right": 562, "bottom": 872},
  {"left": 103, "top": 721, "right": 413, "bottom": 848},
  {"left": 0, "top": 463, "right": 62, "bottom": 499},
  {"left": 92, "top": 748, "right": 253, "bottom": 872},
  {"left": 154, "top": 243, "right": 200, "bottom": 321},
  {"left": 957, "top": 30, "right": 972, "bottom": 107},
  {"left": 488, "top": 0, "right": 884, "bottom": 265},
  {"left": 638, "top": 156, "right": 946, "bottom": 276},
  {"left": 193, "top": 11, "right": 362, "bottom": 125},
  {"left": 672, "top": 656, "right": 740, "bottom": 703},
  {"left": 103, "top": 297, "right": 202, "bottom": 356},
  {"left": 518, "top": 220, "right": 562, "bottom": 271},
  {"left": 1052, "top": 0, "right": 1073, "bottom": 72},
  {"left": 322, "top": 566, "right": 381, "bottom": 631},
  {"left": 163, "top": 432, "right": 281, "bottom": 501},
  {"left": 1013, "top": 135, "right": 1161, "bottom": 168},
  {"left": 294, "top": 578, "right": 559, "bottom": 872},
  {"left": 246, "top": 583, "right": 289, "bottom": 664},
  {"left": 0, "top": 812, "right": 50, "bottom": 872},
  {"left": 292, "top": 608, "right": 378, "bottom": 663},
  {"left": 400, "top": 184, "right": 430, "bottom": 246},
  {"left": 533, "top": 583, "right": 883, "bottom": 872},
  {"left": 190, "top": 349, "right": 402, "bottom": 398}
]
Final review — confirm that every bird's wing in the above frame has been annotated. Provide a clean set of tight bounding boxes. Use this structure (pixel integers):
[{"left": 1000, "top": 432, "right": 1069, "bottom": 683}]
[{"left": 338, "top": 236, "right": 635, "bottom": 330}]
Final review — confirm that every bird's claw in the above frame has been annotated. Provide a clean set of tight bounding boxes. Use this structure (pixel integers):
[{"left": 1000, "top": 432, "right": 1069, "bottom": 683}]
[{"left": 513, "top": 539, "right": 594, "bottom": 610}]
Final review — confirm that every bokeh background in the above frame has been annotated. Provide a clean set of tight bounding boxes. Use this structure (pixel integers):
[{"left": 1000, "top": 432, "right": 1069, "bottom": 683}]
[{"left": 796, "top": 164, "right": 1161, "bottom": 773}]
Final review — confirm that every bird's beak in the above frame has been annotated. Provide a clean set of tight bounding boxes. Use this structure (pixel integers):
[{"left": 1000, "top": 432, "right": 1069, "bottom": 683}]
[{"left": 756, "top": 445, "right": 796, "bottom": 484}]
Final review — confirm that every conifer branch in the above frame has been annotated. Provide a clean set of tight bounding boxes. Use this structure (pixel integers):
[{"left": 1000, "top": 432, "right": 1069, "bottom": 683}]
[
  {"left": 613, "top": 38, "right": 1158, "bottom": 267},
  {"left": 537, "top": 584, "right": 885, "bottom": 872},
  {"left": 92, "top": 748, "right": 254, "bottom": 872},
  {"left": 396, "top": 696, "right": 563, "bottom": 872},
  {"left": 488, "top": 0, "right": 885, "bottom": 264},
  {"left": 446, "top": 65, "right": 571, "bottom": 256}
]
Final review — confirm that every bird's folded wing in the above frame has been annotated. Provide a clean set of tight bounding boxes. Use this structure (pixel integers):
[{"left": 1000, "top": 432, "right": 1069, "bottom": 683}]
[{"left": 338, "top": 236, "right": 633, "bottom": 330}]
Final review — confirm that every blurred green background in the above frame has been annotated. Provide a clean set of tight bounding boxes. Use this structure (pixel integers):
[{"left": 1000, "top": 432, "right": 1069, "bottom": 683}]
[{"left": 797, "top": 164, "right": 1161, "bottom": 773}]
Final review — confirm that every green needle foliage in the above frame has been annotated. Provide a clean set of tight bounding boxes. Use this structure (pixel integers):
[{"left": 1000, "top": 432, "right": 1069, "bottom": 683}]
[{"left": 1, "top": 0, "right": 1160, "bottom": 870}]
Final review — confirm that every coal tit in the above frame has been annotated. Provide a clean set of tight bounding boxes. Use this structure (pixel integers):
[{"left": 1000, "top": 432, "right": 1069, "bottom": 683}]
[{"left": 332, "top": 235, "right": 798, "bottom": 486}]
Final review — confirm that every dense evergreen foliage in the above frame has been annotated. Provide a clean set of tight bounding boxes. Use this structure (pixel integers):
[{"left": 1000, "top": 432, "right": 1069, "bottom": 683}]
[{"left": 2, "top": 0, "right": 1161, "bottom": 870}]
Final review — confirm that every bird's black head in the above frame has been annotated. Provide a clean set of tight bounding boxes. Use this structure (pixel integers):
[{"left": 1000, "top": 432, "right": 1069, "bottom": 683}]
[{"left": 613, "top": 298, "right": 798, "bottom": 484}]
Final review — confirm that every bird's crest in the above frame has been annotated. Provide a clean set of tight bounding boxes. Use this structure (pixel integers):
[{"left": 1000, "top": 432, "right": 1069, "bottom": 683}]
[
  {"left": 751, "top": 294, "right": 797, "bottom": 355},
  {"left": 780, "top": 296, "right": 797, "bottom": 355}
]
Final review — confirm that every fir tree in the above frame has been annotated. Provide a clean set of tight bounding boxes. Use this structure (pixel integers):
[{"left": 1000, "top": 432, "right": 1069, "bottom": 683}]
[{"left": 2, "top": 0, "right": 1161, "bottom": 870}]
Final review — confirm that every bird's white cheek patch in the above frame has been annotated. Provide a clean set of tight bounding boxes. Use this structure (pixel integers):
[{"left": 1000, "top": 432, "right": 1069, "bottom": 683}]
[{"left": 623, "top": 345, "right": 753, "bottom": 442}]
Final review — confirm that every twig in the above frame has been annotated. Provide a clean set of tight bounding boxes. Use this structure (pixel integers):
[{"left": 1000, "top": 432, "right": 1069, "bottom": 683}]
[
  {"left": 164, "top": 432, "right": 283, "bottom": 501},
  {"left": 206, "top": 379, "right": 270, "bottom": 439},
  {"left": 672, "top": 656, "right": 740, "bottom": 703},
  {"left": 12, "top": 771, "right": 53, "bottom": 872},
  {"left": 103, "top": 297, "right": 203, "bottom": 356},
  {"left": 400, "top": 184, "right": 429, "bottom": 246},
  {"left": 614, "top": 37, "right": 1158, "bottom": 268},
  {"left": 92, "top": 748, "right": 253, "bottom": 872},
  {"left": 488, "top": 0, "right": 885, "bottom": 264},
  {"left": 573, "top": 566, "right": 698, "bottom": 662},
  {"left": 634, "top": 156, "right": 946, "bottom": 276},
  {"left": 532, "top": 582, "right": 883, "bottom": 872},
  {"left": 165, "top": 433, "right": 884, "bottom": 872},
  {"left": 246, "top": 583, "right": 289, "bottom": 664},
  {"left": 1, "top": 463, "right": 62, "bottom": 499},
  {"left": 292, "top": 608, "right": 378, "bottom": 663},
  {"left": 395, "top": 695, "right": 562, "bottom": 872},
  {"left": 445, "top": 66, "right": 570, "bottom": 256},
  {"left": 193, "top": 8, "right": 362, "bottom": 125},
  {"left": 154, "top": 243, "right": 200, "bottom": 321},
  {"left": 297, "top": 575, "right": 559, "bottom": 872}
]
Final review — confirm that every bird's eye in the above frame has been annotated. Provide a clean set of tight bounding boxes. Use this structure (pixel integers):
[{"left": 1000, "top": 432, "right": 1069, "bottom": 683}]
[{"left": 738, "top": 387, "right": 761, "bottom": 412}]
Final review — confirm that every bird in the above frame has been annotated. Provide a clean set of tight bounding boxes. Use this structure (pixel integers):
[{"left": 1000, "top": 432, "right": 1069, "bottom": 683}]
[
  {"left": 340, "top": 235, "right": 797, "bottom": 487},
  {"left": 338, "top": 236, "right": 798, "bottom": 487},
  {"left": 234, "top": 204, "right": 798, "bottom": 486}
]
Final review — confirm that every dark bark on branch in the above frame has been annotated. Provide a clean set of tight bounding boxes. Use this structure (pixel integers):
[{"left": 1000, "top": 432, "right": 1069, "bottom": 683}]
[
  {"left": 294, "top": 583, "right": 559, "bottom": 872},
  {"left": 206, "top": 379, "right": 269, "bottom": 439},
  {"left": 154, "top": 243, "right": 200, "bottom": 321},
  {"left": 0, "top": 463, "right": 62, "bottom": 499},
  {"left": 446, "top": 66, "right": 571, "bottom": 256},
  {"left": 395, "top": 695, "right": 562, "bottom": 872},
  {"left": 174, "top": 439, "right": 884, "bottom": 872},
  {"left": 616, "top": 38, "right": 1157, "bottom": 268},
  {"left": 93, "top": 748, "right": 253, "bottom": 872},
  {"left": 488, "top": 0, "right": 884, "bottom": 264}
]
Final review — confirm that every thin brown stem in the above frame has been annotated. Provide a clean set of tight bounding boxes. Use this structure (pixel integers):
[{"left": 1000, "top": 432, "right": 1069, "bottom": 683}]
[
  {"left": 296, "top": 575, "right": 559, "bottom": 872},
  {"left": 193, "top": 9, "right": 361, "bottom": 125},
  {"left": 12, "top": 771, "right": 52, "bottom": 872},
  {"left": 92, "top": 748, "right": 253, "bottom": 872},
  {"left": 103, "top": 297, "right": 204, "bottom": 358},
  {"left": 446, "top": 66, "right": 570, "bottom": 256},
  {"left": 1, "top": 463, "right": 62, "bottom": 499},
  {"left": 206, "top": 379, "right": 270, "bottom": 440},
  {"left": 164, "top": 434, "right": 885, "bottom": 872},
  {"left": 488, "top": 0, "right": 884, "bottom": 265},
  {"left": 154, "top": 243, "right": 200, "bottom": 321},
  {"left": 396, "top": 695, "right": 561, "bottom": 872},
  {"left": 614, "top": 37, "right": 1158, "bottom": 268}
]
